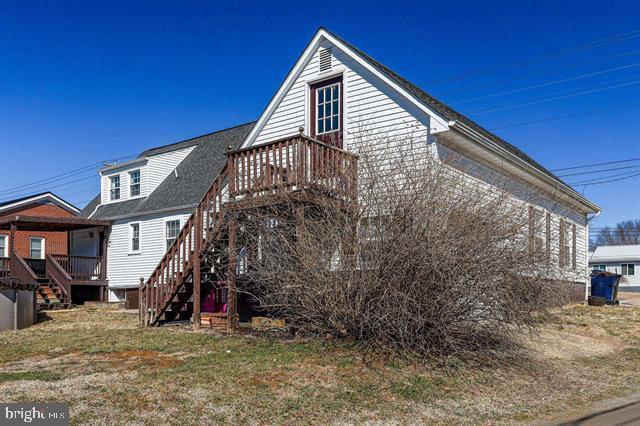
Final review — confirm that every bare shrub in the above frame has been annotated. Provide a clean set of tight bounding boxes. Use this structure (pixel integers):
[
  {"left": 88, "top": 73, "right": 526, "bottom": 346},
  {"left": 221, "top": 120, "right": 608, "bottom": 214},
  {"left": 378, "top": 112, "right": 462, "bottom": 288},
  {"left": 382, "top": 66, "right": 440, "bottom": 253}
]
[{"left": 237, "top": 134, "right": 574, "bottom": 359}]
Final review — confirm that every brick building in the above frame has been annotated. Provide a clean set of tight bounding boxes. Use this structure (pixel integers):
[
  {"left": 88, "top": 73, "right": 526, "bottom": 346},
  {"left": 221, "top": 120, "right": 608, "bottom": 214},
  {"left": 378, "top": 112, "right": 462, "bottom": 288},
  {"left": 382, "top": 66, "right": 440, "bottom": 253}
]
[{"left": 0, "top": 193, "right": 79, "bottom": 260}]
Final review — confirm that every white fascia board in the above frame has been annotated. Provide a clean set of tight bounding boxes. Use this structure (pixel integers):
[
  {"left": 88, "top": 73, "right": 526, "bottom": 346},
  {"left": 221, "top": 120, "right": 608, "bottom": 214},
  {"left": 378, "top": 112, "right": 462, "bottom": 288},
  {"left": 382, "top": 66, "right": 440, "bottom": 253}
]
[
  {"left": 0, "top": 192, "right": 80, "bottom": 215},
  {"left": 448, "top": 120, "right": 601, "bottom": 214},
  {"left": 240, "top": 28, "right": 450, "bottom": 149},
  {"left": 99, "top": 157, "right": 148, "bottom": 175}
]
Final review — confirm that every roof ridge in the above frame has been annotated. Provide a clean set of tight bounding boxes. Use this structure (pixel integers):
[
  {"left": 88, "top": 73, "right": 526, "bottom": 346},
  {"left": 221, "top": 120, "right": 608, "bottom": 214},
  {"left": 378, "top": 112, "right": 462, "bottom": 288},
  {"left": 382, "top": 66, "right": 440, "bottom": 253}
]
[{"left": 139, "top": 120, "right": 256, "bottom": 158}]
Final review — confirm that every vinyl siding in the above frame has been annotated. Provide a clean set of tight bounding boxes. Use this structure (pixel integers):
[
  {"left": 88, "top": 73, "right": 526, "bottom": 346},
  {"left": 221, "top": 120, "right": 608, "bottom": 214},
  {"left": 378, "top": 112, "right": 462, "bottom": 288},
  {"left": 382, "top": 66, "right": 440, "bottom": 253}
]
[
  {"left": 249, "top": 39, "right": 591, "bottom": 283},
  {"left": 106, "top": 209, "right": 192, "bottom": 298},
  {"left": 252, "top": 40, "right": 439, "bottom": 154},
  {"left": 99, "top": 146, "right": 195, "bottom": 205}
]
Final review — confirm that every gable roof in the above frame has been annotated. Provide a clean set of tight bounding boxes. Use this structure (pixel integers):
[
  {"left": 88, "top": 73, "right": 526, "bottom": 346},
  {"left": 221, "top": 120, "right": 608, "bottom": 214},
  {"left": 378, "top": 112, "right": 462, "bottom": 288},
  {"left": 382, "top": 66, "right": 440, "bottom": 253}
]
[
  {"left": 589, "top": 245, "right": 640, "bottom": 263},
  {"left": 0, "top": 192, "right": 79, "bottom": 215},
  {"left": 81, "top": 122, "right": 255, "bottom": 220},
  {"left": 242, "top": 28, "right": 600, "bottom": 213}
]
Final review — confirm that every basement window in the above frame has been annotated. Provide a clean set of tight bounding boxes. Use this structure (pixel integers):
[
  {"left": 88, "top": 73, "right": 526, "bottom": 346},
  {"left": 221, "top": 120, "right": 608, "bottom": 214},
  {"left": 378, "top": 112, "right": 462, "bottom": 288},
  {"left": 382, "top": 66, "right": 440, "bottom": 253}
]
[
  {"left": 130, "top": 170, "right": 141, "bottom": 197},
  {"left": 110, "top": 175, "right": 121, "bottom": 201},
  {"left": 622, "top": 264, "right": 635, "bottom": 276}
]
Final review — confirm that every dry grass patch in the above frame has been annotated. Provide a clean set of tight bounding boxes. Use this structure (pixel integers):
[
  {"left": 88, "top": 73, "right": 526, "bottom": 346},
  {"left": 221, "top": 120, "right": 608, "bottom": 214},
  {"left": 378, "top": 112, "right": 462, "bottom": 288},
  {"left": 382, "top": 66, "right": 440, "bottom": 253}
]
[{"left": 0, "top": 304, "right": 639, "bottom": 424}]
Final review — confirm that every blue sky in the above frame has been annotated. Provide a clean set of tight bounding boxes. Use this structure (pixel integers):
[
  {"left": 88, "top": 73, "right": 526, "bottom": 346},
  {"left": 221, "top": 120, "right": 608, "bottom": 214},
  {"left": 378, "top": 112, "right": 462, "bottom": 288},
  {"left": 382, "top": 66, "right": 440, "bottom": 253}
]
[{"left": 0, "top": 0, "right": 638, "bottom": 228}]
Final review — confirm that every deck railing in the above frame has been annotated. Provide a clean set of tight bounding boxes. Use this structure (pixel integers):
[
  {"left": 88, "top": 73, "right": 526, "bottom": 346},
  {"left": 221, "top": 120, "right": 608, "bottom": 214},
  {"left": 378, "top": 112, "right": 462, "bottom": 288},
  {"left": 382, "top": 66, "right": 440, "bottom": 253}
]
[
  {"left": 228, "top": 136, "right": 358, "bottom": 204},
  {"left": 140, "top": 134, "right": 358, "bottom": 327},
  {"left": 0, "top": 257, "right": 9, "bottom": 278},
  {"left": 51, "top": 255, "right": 104, "bottom": 281}
]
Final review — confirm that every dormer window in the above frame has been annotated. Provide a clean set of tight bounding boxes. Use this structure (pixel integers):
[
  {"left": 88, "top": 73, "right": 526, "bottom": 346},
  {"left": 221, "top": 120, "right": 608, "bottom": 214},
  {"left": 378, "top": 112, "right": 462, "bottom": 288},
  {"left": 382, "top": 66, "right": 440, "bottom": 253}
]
[
  {"left": 110, "top": 175, "right": 121, "bottom": 201},
  {"left": 130, "top": 170, "right": 141, "bottom": 197},
  {"left": 310, "top": 76, "right": 343, "bottom": 147}
]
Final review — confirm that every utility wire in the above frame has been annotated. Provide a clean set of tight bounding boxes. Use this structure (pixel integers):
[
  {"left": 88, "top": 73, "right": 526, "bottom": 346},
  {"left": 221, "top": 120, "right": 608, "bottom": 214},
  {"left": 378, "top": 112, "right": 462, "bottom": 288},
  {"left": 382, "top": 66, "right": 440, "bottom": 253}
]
[
  {"left": 468, "top": 76, "right": 640, "bottom": 115},
  {"left": 551, "top": 157, "right": 640, "bottom": 171},
  {"left": 437, "top": 47, "right": 640, "bottom": 97},
  {"left": 451, "top": 62, "right": 640, "bottom": 105},
  {"left": 572, "top": 171, "right": 640, "bottom": 186},
  {"left": 0, "top": 153, "right": 136, "bottom": 197},
  {"left": 428, "top": 28, "right": 640, "bottom": 86},
  {"left": 568, "top": 169, "right": 640, "bottom": 184},
  {"left": 557, "top": 165, "right": 640, "bottom": 178},
  {"left": 488, "top": 104, "right": 640, "bottom": 130}
]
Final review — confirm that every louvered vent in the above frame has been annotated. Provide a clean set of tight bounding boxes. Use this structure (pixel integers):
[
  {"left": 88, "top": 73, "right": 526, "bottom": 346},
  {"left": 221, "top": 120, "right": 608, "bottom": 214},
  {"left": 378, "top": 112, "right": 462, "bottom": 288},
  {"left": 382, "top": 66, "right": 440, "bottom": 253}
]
[{"left": 319, "top": 47, "right": 332, "bottom": 72}]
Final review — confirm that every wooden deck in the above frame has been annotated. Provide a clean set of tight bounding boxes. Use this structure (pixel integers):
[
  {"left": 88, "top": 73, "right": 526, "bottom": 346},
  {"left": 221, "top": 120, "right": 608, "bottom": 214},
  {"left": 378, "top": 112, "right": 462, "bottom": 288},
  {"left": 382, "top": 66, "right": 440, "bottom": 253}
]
[{"left": 139, "top": 134, "right": 358, "bottom": 329}]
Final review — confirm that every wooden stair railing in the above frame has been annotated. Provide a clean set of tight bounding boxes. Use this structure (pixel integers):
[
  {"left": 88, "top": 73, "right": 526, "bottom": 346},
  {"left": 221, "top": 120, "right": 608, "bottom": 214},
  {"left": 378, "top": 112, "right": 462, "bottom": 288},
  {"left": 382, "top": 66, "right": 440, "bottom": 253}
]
[
  {"left": 139, "top": 135, "right": 359, "bottom": 328},
  {"left": 45, "top": 254, "right": 72, "bottom": 304},
  {"left": 10, "top": 253, "right": 39, "bottom": 286},
  {"left": 140, "top": 165, "right": 229, "bottom": 327}
]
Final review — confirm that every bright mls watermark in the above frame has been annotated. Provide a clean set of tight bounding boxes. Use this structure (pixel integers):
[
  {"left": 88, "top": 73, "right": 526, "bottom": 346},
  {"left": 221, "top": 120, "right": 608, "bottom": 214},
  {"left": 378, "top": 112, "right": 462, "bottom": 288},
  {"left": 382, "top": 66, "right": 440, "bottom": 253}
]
[{"left": 1, "top": 404, "right": 68, "bottom": 425}]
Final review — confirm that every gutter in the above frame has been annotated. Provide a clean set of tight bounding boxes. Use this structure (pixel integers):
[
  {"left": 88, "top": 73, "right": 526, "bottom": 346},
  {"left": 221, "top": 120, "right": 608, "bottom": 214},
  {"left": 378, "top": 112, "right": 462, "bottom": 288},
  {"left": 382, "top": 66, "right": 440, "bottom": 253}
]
[
  {"left": 448, "top": 120, "right": 602, "bottom": 213},
  {"left": 91, "top": 203, "right": 198, "bottom": 221}
]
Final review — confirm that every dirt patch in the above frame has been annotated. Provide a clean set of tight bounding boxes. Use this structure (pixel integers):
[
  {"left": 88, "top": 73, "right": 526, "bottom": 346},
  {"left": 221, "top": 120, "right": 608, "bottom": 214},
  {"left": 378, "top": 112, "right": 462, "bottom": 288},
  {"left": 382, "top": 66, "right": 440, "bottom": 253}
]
[{"left": 532, "top": 328, "right": 617, "bottom": 359}]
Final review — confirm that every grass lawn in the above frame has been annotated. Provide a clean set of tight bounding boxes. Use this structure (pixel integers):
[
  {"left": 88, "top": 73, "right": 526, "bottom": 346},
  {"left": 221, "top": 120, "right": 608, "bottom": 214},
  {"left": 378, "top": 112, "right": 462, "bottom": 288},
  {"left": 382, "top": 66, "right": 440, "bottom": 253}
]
[{"left": 1, "top": 301, "right": 639, "bottom": 425}]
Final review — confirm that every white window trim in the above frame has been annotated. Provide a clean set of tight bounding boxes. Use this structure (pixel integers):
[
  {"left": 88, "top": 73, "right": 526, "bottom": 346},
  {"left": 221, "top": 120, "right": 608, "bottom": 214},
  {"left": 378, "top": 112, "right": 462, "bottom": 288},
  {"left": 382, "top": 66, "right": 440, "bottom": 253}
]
[
  {"left": 29, "top": 237, "right": 45, "bottom": 260},
  {"left": 129, "top": 222, "right": 141, "bottom": 255},
  {"left": 129, "top": 170, "right": 142, "bottom": 198},
  {"left": 165, "top": 218, "right": 182, "bottom": 251},
  {"left": 0, "top": 235, "right": 7, "bottom": 257},
  {"left": 110, "top": 175, "right": 121, "bottom": 201},
  {"left": 315, "top": 82, "right": 341, "bottom": 135}
]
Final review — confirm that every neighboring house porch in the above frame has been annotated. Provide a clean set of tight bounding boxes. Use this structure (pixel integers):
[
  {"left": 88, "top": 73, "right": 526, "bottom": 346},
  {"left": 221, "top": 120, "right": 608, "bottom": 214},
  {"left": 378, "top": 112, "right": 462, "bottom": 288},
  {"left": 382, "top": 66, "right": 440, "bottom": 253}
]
[{"left": 0, "top": 215, "right": 111, "bottom": 308}]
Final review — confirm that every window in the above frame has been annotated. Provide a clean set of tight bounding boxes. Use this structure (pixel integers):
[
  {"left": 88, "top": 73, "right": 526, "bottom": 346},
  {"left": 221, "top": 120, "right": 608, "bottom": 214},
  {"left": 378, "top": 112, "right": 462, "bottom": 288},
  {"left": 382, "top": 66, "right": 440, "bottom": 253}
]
[
  {"left": 130, "top": 223, "right": 140, "bottom": 253},
  {"left": 130, "top": 170, "right": 141, "bottom": 197},
  {"left": 316, "top": 83, "right": 340, "bottom": 135},
  {"left": 0, "top": 235, "right": 7, "bottom": 257},
  {"left": 622, "top": 264, "right": 635, "bottom": 276},
  {"left": 29, "top": 237, "right": 44, "bottom": 259},
  {"left": 110, "top": 175, "right": 121, "bottom": 200},
  {"left": 592, "top": 264, "right": 606, "bottom": 271},
  {"left": 165, "top": 220, "right": 180, "bottom": 250}
]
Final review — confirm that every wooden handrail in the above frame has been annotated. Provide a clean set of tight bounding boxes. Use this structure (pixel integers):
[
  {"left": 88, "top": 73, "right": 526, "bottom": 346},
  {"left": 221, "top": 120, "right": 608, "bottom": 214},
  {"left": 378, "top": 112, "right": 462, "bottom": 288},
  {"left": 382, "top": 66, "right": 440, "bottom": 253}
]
[
  {"left": 10, "top": 253, "right": 38, "bottom": 284},
  {"left": 140, "top": 163, "right": 229, "bottom": 326},
  {"left": 46, "top": 254, "right": 71, "bottom": 302},
  {"left": 51, "top": 254, "right": 103, "bottom": 281},
  {"left": 139, "top": 134, "right": 359, "bottom": 327}
]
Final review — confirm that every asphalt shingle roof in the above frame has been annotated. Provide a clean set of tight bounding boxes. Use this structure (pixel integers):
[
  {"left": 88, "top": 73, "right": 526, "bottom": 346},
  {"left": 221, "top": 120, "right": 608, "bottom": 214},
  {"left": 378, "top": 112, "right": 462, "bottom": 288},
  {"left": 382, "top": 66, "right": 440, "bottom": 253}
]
[{"left": 80, "top": 122, "right": 254, "bottom": 219}]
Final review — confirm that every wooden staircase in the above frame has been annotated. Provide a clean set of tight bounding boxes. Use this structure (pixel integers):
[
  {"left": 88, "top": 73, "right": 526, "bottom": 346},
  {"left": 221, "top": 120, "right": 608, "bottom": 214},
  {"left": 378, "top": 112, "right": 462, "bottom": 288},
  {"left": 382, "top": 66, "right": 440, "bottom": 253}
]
[
  {"left": 36, "top": 277, "right": 70, "bottom": 309},
  {"left": 139, "top": 135, "right": 358, "bottom": 329}
]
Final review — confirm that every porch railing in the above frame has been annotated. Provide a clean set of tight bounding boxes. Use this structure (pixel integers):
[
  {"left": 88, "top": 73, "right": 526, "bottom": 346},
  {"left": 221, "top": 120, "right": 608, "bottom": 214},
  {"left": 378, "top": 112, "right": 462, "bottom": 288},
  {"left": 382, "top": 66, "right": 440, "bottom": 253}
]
[
  {"left": 228, "top": 135, "right": 358, "bottom": 204},
  {"left": 51, "top": 254, "right": 104, "bottom": 281},
  {"left": 0, "top": 257, "right": 9, "bottom": 278}
]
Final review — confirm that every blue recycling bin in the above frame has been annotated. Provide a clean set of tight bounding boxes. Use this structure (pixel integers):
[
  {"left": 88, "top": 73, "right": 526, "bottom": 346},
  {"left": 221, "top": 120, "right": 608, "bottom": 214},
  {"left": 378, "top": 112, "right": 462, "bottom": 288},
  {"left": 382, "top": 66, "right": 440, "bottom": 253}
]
[{"left": 590, "top": 272, "right": 621, "bottom": 305}]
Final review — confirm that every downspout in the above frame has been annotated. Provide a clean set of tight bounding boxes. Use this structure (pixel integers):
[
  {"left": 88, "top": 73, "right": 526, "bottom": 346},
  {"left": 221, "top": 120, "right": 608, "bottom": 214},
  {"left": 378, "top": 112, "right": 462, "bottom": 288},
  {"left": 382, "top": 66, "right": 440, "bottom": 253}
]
[{"left": 584, "top": 211, "right": 602, "bottom": 301}]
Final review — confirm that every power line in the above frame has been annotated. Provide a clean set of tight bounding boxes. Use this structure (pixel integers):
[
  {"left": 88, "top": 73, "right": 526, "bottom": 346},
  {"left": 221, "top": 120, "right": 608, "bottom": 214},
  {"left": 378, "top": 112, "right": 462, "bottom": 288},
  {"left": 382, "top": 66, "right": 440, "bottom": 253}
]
[
  {"left": 571, "top": 171, "right": 640, "bottom": 186},
  {"left": 551, "top": 157, "right": 640, "bottom": 172},
  {"left": 451, "top": 61, "right": 640, "bottom": 105},
  {"left": 0, "top": 153, "right": 136, "bottom": 197},
  {"left": 557, "top": 165, "right": 640, "bottom": 178},
  {"left": 428, "top": 28, "right": 640, "bottom": 86},
  {"left": 568, "top": 169, "right": 640, "bottom": 184},
  {"left": 437, "top": 47, "right": 640, "bottom": 97},
  {"left": 467, "top": 76, "right": 640, "bottom": 115},
  {"left": 488, "top": 104, "right": 640, "bottom": 131}
]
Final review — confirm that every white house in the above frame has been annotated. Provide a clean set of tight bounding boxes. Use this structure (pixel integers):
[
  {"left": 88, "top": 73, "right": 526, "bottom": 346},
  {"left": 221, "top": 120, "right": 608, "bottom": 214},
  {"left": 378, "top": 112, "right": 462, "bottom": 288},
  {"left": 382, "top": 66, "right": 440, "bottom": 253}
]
[
  {"left": 589, "top": 245, "right": 640, "bottom": 291},
  {"left": 79, "top": 28, "right": 600, "bottom": 305}
]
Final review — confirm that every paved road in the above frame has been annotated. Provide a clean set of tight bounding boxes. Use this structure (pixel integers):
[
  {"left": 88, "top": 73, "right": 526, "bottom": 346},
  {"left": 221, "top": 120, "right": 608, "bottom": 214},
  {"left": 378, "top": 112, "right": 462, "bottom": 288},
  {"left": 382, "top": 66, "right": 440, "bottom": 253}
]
[{"left": 558, "top": 400, "right": 640, "bottom": 426}]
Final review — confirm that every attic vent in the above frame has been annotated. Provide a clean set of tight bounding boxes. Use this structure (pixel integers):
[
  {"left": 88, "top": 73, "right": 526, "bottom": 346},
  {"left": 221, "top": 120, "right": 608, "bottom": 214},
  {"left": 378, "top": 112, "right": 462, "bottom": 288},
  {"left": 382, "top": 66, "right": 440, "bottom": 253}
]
[{"left": 319, "top": 47, "right": 332, "bottom": 72}]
